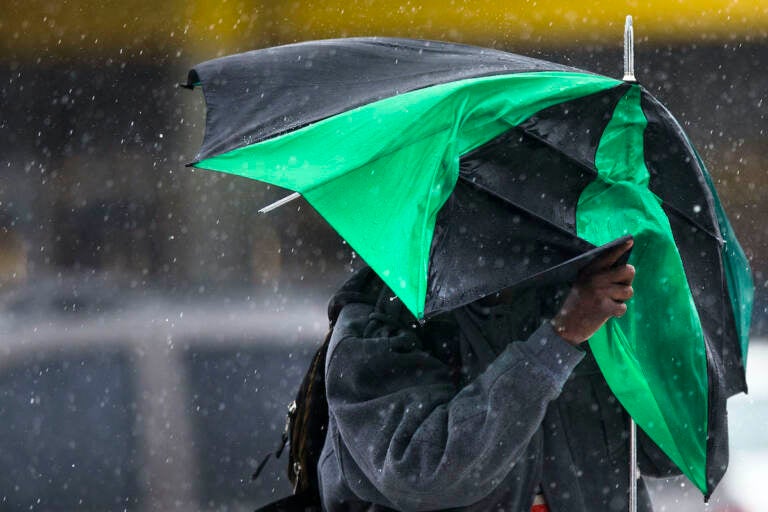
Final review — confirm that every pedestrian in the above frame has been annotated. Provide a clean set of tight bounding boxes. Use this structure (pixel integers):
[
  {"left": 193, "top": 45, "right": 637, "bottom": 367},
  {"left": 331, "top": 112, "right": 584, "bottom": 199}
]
[{"left": 318, "top": 238, "right": 680, "bottom": 511}]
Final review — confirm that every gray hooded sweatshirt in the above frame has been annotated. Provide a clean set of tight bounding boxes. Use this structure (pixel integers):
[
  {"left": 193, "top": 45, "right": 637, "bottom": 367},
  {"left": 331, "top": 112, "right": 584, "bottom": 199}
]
[{"left": 318, "top": 269, "right": 678, "bottom": 511}]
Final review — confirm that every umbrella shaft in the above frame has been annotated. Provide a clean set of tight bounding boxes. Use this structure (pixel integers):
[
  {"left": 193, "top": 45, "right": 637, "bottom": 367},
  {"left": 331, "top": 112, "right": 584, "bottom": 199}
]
[{"left": 629, "top": 418, "right": 638, "bottom": 512}]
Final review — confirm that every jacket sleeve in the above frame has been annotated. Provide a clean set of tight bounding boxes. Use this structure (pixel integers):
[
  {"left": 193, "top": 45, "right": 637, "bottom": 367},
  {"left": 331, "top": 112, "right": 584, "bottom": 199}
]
[{"left": 325, "top": 302, "right": 584, "bottom": 510}]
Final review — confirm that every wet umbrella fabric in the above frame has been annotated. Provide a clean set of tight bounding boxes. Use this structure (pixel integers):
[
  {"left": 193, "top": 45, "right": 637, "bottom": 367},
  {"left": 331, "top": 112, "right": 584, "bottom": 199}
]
[{"left": 184, "top": 37, "right": 753, "bottom": 496}]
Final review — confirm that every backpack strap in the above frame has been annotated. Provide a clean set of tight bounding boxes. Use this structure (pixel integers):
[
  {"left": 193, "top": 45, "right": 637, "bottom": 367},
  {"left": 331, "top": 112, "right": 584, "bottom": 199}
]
[
  {"left": 286, "top": 328, "right": 332, "bottom": 497},
  {"left": 253, "top": 267, "right": 385, "bottom": 511}
]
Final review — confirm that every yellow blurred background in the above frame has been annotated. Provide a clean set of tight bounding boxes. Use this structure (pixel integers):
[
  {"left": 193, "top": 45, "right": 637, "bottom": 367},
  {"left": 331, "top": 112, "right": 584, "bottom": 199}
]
[{"left": 3, "top": 1, "right": 767, "bottom": 57}]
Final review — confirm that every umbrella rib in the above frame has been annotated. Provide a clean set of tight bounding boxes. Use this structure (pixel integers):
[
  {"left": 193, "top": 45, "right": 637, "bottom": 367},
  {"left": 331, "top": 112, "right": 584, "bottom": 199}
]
[
  {"left": 458, "top": 125, "right": 599, "bottom": 243},
  {"left": 513, "top": 127, "right": 600, "bottom": 178},
  {"left": 457, "top": 175, "right": 588, "bottom": 244},
  {"left": 660, "top": 202, "right": 724, "bottom": 245},
  {"left": 512, "top": 128, "right": 723, "bottom": 244}
]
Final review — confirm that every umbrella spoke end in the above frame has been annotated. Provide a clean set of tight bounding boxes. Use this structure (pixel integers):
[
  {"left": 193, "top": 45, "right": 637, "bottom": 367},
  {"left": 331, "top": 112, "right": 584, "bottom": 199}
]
[{"left": 259, "top": 192, "right": 302, "bottom": 213}]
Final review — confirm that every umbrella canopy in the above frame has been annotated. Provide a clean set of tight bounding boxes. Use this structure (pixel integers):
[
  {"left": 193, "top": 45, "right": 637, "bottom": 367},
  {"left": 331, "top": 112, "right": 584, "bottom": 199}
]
[{"left": 183, "top": 37, "right": 753, "bottom": 496}]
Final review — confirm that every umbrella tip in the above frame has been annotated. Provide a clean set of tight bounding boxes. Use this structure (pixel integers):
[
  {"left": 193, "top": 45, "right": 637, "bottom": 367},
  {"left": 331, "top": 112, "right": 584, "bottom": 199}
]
[{"left": 623, "top": 15, "right": 637, "bottom": 83}]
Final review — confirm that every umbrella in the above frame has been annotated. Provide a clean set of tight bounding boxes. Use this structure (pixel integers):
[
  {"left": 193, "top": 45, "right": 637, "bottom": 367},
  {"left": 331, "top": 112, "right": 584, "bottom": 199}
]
[{"left": 182, "top": 36, "right": 753, "bottom": 497}]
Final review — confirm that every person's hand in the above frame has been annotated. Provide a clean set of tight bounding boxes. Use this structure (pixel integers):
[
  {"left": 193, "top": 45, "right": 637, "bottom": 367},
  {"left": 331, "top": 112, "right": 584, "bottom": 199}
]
[{"left": 551, "top": 239, "right": 635, "bottom": 345}]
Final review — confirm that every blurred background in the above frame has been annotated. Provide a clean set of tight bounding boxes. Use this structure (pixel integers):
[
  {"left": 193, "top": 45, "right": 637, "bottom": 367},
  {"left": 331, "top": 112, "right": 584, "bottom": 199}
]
[{"left": 0, "top": 1, "right": 766, "bottom": 511}]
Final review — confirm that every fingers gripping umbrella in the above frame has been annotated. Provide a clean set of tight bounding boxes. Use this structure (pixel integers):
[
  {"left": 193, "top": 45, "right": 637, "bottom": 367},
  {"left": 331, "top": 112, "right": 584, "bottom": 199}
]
[{"left": 183, "top": 37, "right": 753, "bottom": 497}]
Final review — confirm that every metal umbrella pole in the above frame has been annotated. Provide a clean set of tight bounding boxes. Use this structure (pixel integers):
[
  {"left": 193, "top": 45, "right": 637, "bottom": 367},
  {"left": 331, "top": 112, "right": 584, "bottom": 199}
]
[
  {"left": 629, "top": 417, "right": 638, "bottom": 512},
  {"left": 623, "top": 15, "right": 639, "bottom": 512}
]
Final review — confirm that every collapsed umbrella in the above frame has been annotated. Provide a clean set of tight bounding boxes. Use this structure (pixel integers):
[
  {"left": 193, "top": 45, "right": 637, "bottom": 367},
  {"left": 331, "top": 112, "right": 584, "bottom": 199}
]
[{"left": 183, "top": 37, "right": 753, "bottom": 496}]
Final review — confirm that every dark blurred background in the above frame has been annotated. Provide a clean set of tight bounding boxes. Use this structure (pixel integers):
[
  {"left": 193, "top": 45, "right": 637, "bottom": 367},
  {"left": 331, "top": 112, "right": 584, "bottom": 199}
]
[{"left": 0, "top": 2, "right": 765, "bottom": 511}]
